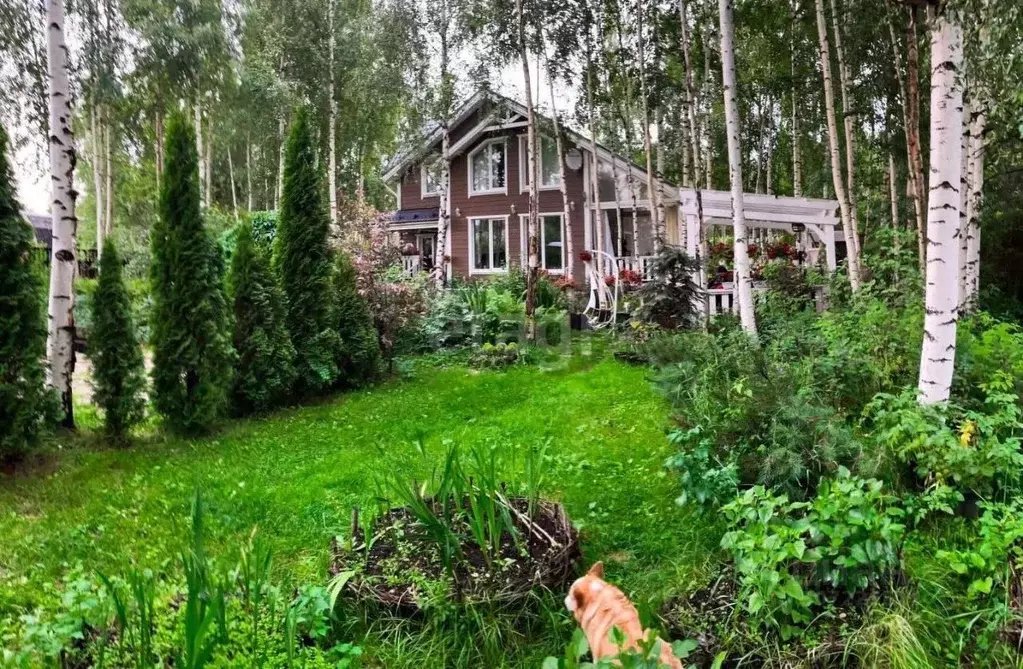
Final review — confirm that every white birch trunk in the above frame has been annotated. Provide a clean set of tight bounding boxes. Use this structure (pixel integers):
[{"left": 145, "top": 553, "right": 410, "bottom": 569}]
[
  {"left": 228, "top": 145, "right": 238, "bottom": 218},
  {"left": 587, "top": 65, "right": 605, "bottom": 272},
  {"left": 91, "top": 103, "right": 104, "bottom": 258},
  {"left": 655, "top": 108, "right": 667, "bottom": 239},
  {"left": 155, "top": 108, "right": 164, "bottom": 194},
  {"left": 830, "top": 0, "right": 859, "bottom": 257},
  {"left": 957, "top": 98, "right": 971, "bottom": 310},
  {"left": 907, "top": 7, "right": 926, "bottom": 271},
  {"left": 680, "top": 0, "right": 707, "bottom": 284},
  {"left": 718, "top": 0, "right": 757, "bottom": 336},
  {"left": 45, "top": 0, "right": 78, "bottom": 427},
  {"left": 637, "top": 3, "right": 663, "bottom": 249},
  {"left": 791, "top": 2, "right": 803, "bottom": 197},
  {"left": 104, "top": 112, "right": 113, "bottom": 235},
  {"left": 918, "top": 12, "right": 963, "bottom": 406},
  {"left": 328, "top": 0, "right": 338, "bottom": 230},
  {"left": 194, "top": 103, "right": 204, "bottom": 206},
  {"left": 965, "top": 104, "right": 986, "bottom": 312},
  {"left": 204, "top": 117, "right": 212, "bottom": 209},
  {"left": 517, "top": 0, "right": 539, "bottom": 342},
  {"left": 246, "top": 133, "right": 253, "bottom": 211},
  {"left": 888, "top": 151, "right": 899, "bottom": 230},
  {"left": 277, "top": 117, "right": 285, "bottom": 209},
  {"left": 702, "top": 25, "right": 714, "bottom": 190},
  {"left": 545, "top": 54, "right": 575, "bottom": 280},
  {"left": 814, "top": 0, "right": 861, "bottom": 291},
  {"left": 434, "top": 134, "right": 451, "bottom": 287}
]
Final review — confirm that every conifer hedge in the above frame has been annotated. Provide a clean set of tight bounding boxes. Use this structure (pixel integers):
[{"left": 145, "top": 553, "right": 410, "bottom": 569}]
[
  {"left": 273, "top": 107, "right": 339, "bottom": 393},
  {"left": 0, "top": 123, "right": 54, "bottom": 458},
  {"left": 333, "top": 252, "right": 380, "bottom": 384},
  {"left": 91, "top": 238, "right": 147, "bottom": 437},
  {"left": 150, "top": 113, "right": 233, "bottom": 433},
  {"left": 229, "top": 222, "right": 296, "bottom": 413}
]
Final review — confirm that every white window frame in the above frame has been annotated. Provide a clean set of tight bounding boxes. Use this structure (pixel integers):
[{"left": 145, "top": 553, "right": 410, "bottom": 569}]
[
  {"left": 468, "top": 215, "right": 510, "bottom": 275},
  {"left": 467, "top": 138, "right": 508, "bottom": 197},
  {"left": 519, "top": 212, "right": 566, "bottom": 274},
  {"left": 421, "top": 160, "right": 442, "bottom": 198},
  {"left": 519, "top": 135, "right": 562, "bottom": 192}
]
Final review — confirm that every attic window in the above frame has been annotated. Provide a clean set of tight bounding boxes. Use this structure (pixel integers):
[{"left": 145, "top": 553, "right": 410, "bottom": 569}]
[
  {"left": 468, "top": 139, "right": 507, "bottom": 196},
  {"left": 422, "top": 161, "right": 442, "bottom": 197},
  {"left": 520, "top": 135, "right": 561, "bottom": 190}
]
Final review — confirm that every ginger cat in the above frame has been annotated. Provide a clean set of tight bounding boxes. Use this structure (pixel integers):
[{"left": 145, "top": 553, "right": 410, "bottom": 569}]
[{"left": 564, "top": 562, "right": 683, "bottom": 669}]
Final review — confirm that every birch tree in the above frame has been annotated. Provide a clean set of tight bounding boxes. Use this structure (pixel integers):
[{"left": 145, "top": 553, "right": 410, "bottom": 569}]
[
  {"left": 717, "top": 0, "right": 757, "bottom": 336},
  {"left": 45, "top": 0, "right": 78, "bottom": 428},
  {"left": 917, "top": 7, "right": 964, "bottom": 406},
  {"left": 814, "top": 0, "right": 861, "bottom": 291},
  {"left": 327, "top": 0, "right": 339, "bottom": 230}
]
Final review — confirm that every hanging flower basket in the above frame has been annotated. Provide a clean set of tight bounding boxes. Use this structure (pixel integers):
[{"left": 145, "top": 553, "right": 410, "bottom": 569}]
[{"left": 579, "top": 250, "right": 593, "bottom": 263}]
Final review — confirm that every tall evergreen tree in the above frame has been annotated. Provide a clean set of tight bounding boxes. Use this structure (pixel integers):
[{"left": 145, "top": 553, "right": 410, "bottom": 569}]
[
  {"left": 333, "top": 252, "right": 379, "bottom": 385},
  {"left": 0, "top": 123, "right": 54, "bottom": 459},
  {"left": 150, "top": 113, "right": 233, "bottom": 433},
  {"left": 229, "top": 222, "right": 296, "bottom": 414},
  {"left": 273, "top": 106, "right": 339, "bottom": 393},
  {"left": 91, "top": 238, "right": 146, "bottom": 437}
]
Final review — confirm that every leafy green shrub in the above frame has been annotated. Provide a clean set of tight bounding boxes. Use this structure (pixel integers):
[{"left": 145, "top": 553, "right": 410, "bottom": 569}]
[
  {"left": 543, "top": 627, "right": 704, "bottom": 669},
  {"left": 955, "top": 314, "right": 1023, "bottom": 404},
  {"left": 228, "top": 222, "right": 296, "bottom": 414},
  {"left": 149, "top": 112, "right": 234, "bottom": 434},
  {"left": 468, "top": 342, "right": 520, "bottom": 369},
  {"left": 721, "top": 469, "right": 905, "bottom": 639},
  {"left": 91, "top": 239, "right": 148, "bottom": 437},
  {"left": 0, "top": 120, "right": 54, "bottom": 458},
  {"left": 665, "top": 426, "right": 738, "bottom": 508},
  {"left": 273, "top": 106, "right": 340, "bottom": 393},
  {"left": 634, "top": 245, "right": 700, "bottom": 330},
  {"left": 866, "top": 375, "right": 1023, "bottom": 496},
  {"left": 333, "top": 252, "right": 380, "bottom": 384}
]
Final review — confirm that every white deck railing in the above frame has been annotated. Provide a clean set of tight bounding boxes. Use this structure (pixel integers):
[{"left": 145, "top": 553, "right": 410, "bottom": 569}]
[
  {"left": 616, "top": 255, "right": 658, "bottom": 281},
  {"left": 401, "top": 255, "right": 421, "bottom": 277}
]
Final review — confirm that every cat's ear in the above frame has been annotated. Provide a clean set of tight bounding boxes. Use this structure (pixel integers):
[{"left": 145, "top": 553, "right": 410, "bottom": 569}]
[{"left": 587, "top": 561, "right": 604, "bottom": 579}]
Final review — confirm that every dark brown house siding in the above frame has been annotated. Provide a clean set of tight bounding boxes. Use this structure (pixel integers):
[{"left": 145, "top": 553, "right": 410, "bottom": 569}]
[{"left": 396, "top": 110, "right": 589, "bottom": 288}]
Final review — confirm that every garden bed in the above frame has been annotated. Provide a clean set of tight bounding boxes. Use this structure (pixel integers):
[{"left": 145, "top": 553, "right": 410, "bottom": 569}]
[{"left": 329, "top": 497, "right": 579, "bottom": 611}]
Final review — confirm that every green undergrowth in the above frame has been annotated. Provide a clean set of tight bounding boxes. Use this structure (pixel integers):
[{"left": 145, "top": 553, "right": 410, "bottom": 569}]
[{"left": 0, "top": 355, "right": 718, "bottom": 667}]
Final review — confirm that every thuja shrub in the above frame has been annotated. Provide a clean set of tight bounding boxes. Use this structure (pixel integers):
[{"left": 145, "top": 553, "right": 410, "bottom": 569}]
[
  {"left": 150, "top": 113, "right": 234, "bottom": 433},
  {"left": 332, "top": 251, "right": 379, "bottom": 385},
  {"left": 0, "top": 122, "right": 54, "bottom": 458},
  {"left": 228, "top": 222, "right": 296, "bottom": 414},
  {"left": 91, "top": 239, "right": 147, "bottom": 437},
  {"left": 273, "top": 107, "right": 339, "bottom": 393},
  {"left": 634, "top": 245, "right": 701, "bottom": 330}
]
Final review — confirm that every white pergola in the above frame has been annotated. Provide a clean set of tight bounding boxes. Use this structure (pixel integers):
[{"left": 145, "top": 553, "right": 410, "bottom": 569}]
[{"left": 680, "top": 189, "right": 841, "bottom": 271}]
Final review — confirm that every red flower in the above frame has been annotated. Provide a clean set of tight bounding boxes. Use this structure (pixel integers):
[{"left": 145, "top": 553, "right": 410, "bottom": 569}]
[
  {"left": 747, "top": 243, "right": 759, "bottom": 257},
  {"left": 619, "top": 268, "right": 644, "bottom": 286},
  {"left": 579, "top": 250, "right": 593, "bottom": 262},
  {"left": 605, "top": 275, "right": 616, "bottom": 286}
]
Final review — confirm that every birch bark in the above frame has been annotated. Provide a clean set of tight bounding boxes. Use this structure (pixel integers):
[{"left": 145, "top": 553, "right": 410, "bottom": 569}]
[
  {"left": 517, "top": 0, "right": 539, "bottom": 342},
  {"left": 830, "top": 0, "right": 859, "bottom": 256},
  {"left": 680, "top": 0, "right": 707, "bottom": 279},
  {"left": 958, "top": 98, "right": 971, "bottom": 310},
  {"left": 246, "top": 133, "right": 253, "bottom": 211},
  {"left": 965, "top": 103, "right": 986, "bottom": 312},
  {"left": 277, "top": 116, "right": 285, "bottom": 209},
  {"left": 433, "top": 21, "right": 452, "bottom": 288},
  {"left": 229, "top": 145, "right": 238, "bottom": 218},
  {"left": 45, "top": 0, "right": 78, "bottom": 427},
  {"left": 328, "top": 0, "right": 338, "bottom": 230},
  {"left": 92, "top": 103, "right": 104, "bottom": 257},
  {"left": 195, "top": 103, "right": 204, "bottom": 206},
  {"left": 637, "top": 2, "right": 663, "bottom": 248},
  {"left": 814, "top": 0, "right": 861, "bottom": 291},
  {"left": 104, "top": 112, "right": 112, "bottom": 235},
  {"left": 918, "top": 10, "right": 963, "bottom": 406},
  {"left": 791, "top": 2, "right": 803, "bottom": 197},
  {"left": 906, "top": 6, "right": 926, "bottom": 270},
  {"left": 544, "top": 49, "right": 575, "bottom": 280},
  {"left": 718, "top": 0, "right": 757, "bottom": 336}
]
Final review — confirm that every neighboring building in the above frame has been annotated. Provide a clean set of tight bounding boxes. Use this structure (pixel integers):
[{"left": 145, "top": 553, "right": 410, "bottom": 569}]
[
  {"left": 25, "top": 212, "right": 53, "bottom": 250},
  {"left": 381, "top": 91, "right": 680, "bottom": 287}
]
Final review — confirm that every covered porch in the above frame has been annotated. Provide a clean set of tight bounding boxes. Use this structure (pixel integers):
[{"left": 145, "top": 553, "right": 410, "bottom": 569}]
[
  {"left": 681, "top": 189, "right": 841, "bottom": 316},
  {"left": 388, "top": 208, "right": 440, "bottom": 277}
]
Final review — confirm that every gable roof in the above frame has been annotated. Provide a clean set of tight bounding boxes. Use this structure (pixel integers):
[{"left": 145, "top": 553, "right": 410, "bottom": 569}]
[{"left": 381, "top": 90, "right": 675, "bottom": 198}]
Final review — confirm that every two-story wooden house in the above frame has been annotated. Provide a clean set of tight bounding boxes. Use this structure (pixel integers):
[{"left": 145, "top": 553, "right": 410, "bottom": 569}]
[{"left": 382, "top": 91, "right": 681, "bottom": 288}]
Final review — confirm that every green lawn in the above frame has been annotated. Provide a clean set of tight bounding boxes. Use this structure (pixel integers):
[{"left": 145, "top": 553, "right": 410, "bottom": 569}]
[{"left": 0, "top": 356, "right": 720, "bottom": 666}]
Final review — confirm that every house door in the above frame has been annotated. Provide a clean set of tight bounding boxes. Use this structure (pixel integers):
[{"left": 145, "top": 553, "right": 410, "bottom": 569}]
[{"left": 418, "top": 233, "right": 436, "bottom": 271}]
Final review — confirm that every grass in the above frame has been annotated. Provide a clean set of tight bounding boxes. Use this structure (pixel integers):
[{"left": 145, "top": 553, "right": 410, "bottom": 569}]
[{"left": 0, "top": 355, "right": 722, "bottom": 666}]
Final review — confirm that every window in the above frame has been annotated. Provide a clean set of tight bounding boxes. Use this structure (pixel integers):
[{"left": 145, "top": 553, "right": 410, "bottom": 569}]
[
  {"left": 519, "top": 213, "right": 565, "bottom": 272},
  {"left": 520, "top": 135, "right": 561, "bottom": 190},
  {"left": 470, "top": 217, "right": 508, "bottom": 273},
  {"left": 468, "top": 139, "right": 507, "bottom": 195},
  {"left": 421, "top": 161, "right": 442, "bottom": 197}
]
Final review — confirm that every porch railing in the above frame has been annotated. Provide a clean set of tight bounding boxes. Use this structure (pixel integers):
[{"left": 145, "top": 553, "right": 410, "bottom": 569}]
[
  {"left": 401, "top": 255, "right": 421, "bottom": 277},
  {"left": 616, "top": 255, "right": 657, "bottom": 281}
]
